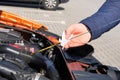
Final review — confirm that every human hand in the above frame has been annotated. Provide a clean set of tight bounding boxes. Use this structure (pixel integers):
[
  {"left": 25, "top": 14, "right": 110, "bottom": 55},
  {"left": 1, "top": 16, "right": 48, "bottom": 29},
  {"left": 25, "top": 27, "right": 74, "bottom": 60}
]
[{"left": 64, "top": 23, "right": 91, "bottom": 48}]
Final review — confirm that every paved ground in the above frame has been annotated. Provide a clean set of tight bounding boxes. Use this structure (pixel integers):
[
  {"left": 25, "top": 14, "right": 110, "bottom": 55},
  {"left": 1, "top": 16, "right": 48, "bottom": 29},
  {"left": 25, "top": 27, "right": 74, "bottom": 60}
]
[{"left": 0, "top": 0, "right": 120, "bottom": 69}]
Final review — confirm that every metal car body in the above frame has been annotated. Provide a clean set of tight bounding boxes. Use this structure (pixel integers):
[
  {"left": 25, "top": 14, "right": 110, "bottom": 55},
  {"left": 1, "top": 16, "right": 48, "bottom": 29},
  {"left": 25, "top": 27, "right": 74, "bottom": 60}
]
[
  {"left": 1, "top": 0, "right": 69, "bottom": 10},
  {"left": 6, "top": 0, "right": 69, "bottom": 3},
  {"left": 0, "top": 10, "right": 119, "bottom": 80}
]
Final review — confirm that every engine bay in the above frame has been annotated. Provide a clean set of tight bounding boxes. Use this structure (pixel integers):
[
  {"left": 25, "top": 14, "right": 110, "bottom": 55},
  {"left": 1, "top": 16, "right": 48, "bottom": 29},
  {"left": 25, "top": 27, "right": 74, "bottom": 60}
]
[
  {"left": 0, "top": 24, "right": 65, "bottom": 80},
  {"left": 0, "top": 10, "right": 120, "bottom": 80}
]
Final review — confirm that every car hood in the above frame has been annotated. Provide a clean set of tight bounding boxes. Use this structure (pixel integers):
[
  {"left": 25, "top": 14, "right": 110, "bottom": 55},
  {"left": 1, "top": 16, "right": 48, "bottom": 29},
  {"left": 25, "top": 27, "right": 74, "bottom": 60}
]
[{"left": 0, "top": 10, "right": 48, "bottom": 31}]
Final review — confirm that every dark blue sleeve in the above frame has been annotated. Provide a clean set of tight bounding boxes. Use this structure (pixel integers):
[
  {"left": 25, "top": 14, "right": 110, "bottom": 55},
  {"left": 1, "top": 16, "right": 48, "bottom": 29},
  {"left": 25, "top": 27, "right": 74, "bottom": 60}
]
[{"left": 80, "top": 0, "right": 120, "bottom": 40}]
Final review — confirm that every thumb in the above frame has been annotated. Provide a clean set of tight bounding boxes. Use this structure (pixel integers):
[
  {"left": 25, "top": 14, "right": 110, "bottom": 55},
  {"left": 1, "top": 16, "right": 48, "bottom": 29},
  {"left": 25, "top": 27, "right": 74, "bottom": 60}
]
[
  {"left": 65, "top": 29, "right": 73, "bottom": 39},
  {"left": 65, "top": 25, "right": 75, "bottom": 39}
]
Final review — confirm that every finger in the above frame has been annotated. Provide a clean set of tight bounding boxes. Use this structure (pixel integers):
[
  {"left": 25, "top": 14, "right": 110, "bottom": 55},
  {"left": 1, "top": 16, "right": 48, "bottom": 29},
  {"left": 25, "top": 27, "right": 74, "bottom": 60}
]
[
  {"left": 65, "top": 30, "right": 72, "bottom": 39},
  {"left": 66, "top": 39, "right": 85, "bottom": 48},
  {"left": 65, "top": 26, "right": 75, "bottom": 39},
  {"left": 64, "top": 44, "right": 70, "bottom": 49}
]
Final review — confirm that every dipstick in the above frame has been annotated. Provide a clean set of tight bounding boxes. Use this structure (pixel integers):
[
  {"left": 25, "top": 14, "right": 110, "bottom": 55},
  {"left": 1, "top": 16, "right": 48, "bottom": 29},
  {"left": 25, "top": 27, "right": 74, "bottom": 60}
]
[
  {"left": 33, "top": 43, "right": 60, "bottom": 54},
  {"left": 33, "top": 31, "right": 89, "bottom": 54}
]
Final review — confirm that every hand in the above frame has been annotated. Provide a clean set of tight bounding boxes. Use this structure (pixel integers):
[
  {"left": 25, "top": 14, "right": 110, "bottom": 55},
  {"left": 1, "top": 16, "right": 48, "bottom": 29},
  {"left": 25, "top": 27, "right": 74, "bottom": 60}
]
[{"left": 64, "top": 23, "right": 91, "bottom": 48}]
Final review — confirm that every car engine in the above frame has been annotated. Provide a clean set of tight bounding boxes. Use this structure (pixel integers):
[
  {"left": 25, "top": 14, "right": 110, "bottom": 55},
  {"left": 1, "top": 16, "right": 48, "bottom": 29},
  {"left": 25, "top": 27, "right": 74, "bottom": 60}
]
[{"left": 0, "top": 25, "right": 63, "bottom": 80}]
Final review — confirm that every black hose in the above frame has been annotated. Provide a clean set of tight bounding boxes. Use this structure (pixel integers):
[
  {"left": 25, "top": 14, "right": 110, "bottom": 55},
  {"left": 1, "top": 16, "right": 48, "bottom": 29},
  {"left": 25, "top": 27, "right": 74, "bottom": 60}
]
[
  {"left": 32, "top": 53, "right": 60, "bottom": 80},
  {"left": 0, "top": 44, "right": 32, "bottom": 63},
  {"left": 0, "top": 67, "right": 16, "bottom": 80}
]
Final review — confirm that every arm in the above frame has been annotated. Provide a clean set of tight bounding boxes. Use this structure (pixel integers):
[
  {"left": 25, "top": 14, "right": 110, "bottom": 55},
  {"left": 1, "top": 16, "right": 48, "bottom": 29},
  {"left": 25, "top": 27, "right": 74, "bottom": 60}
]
[
  {"left": 64, "top": 0, "right": 120, "bottom": 48},
  {"left": 81, "top": 0, "right": 120, "bottom": 40}
]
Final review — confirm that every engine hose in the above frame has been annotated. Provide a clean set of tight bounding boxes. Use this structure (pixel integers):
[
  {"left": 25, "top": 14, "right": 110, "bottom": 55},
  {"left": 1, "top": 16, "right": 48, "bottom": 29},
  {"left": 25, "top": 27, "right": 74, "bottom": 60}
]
[
  {"left": 0, "top": 67, "right": 16, "bottom": 80},
  {"left": 0, "top": 44, "right": 32, "bottom": 63},
  {"left": 31, "top": 54, "right": 60, "bottom": 80},
  {"left": 0, "top": 44, "right": 60, "bottom": 80}
]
